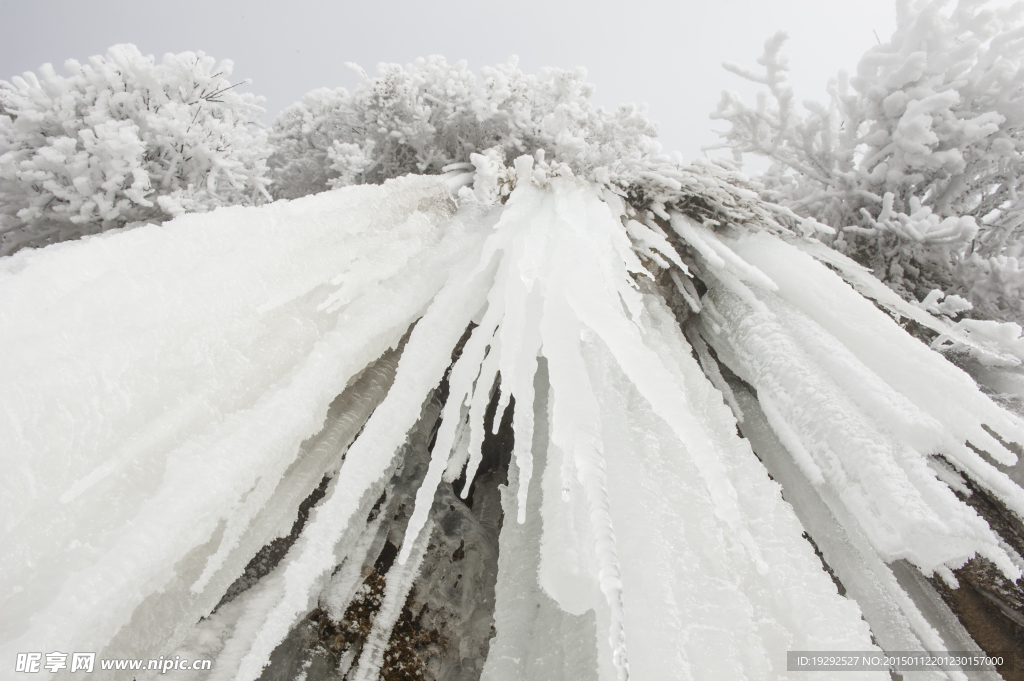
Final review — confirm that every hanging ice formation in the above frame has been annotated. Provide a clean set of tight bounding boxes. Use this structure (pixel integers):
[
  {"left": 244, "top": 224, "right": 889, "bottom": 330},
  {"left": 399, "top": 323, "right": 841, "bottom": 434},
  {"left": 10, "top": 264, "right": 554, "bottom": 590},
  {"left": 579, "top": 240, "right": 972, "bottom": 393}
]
[{"left": 2, "top": 148, "right": 1023, "bottom": 681}]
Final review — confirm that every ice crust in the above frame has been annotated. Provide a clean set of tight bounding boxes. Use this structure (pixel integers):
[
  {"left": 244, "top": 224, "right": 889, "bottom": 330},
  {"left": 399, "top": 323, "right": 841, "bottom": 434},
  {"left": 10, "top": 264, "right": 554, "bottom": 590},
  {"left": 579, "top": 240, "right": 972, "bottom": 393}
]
[
  {"left": 698, "top": 231, "right": 1024, "bottom": 579},
  {"left": 4, "top": 166, "right": 1021, "bottom": 680},
  {"left": 726, "top": 379, "right": 959, "bottom": 680},
  {"left": 445, "top": 177, "right": 884, "bottom": 680},
  {"left": 0, "top": 176, "right": 475, "bottom": 675}
]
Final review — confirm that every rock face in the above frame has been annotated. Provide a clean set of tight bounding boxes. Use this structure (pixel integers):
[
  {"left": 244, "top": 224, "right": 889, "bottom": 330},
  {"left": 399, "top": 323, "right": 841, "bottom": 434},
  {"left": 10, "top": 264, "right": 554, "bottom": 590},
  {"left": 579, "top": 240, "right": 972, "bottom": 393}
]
[
  {"left": 930, "top": 475, "right": 1024, "bottom": 681},
  {"left": 249, "top": 379, "right": 512, "bottom": 681}
]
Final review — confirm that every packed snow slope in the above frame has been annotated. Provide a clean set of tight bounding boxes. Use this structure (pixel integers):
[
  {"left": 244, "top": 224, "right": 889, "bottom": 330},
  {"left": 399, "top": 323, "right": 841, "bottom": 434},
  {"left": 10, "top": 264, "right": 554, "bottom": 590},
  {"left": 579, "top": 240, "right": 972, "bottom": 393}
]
[{"left": 2, "top": 159, "right": 1023, "bottom": 680}]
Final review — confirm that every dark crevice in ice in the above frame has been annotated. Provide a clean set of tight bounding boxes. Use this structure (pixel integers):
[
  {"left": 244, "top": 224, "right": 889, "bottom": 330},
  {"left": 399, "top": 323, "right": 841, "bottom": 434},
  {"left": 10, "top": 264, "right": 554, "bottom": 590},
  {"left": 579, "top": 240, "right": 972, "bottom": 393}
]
[
  {"left": 802, "top": 531, "right": 847, "bottom": 598},
  {"left": 215, "top": 473, "right": 332, "bottom": 613},
  {"left": 254, "top": 335, "right": 511, "bottom": 680},
  {"left": 929, "top": 469, "right": 1024, "bottom": 681}
]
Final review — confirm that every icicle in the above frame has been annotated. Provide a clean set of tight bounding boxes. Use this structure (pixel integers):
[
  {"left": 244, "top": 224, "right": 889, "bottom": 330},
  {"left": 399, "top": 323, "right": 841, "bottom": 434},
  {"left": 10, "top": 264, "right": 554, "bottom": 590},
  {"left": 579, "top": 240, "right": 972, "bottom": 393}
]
[
  {"left": 694, "top": 255, "right": 770, "bottom": 315},
  {"left": 756, "top": 390, "right": 825, "bottom": 485},
  {"left": 321, "top": 512, "right": 387, "bottom": 622},
  {"left": 482, "top": 362, "right": 604, "bottom": 681},
  {"left": 699, "top": 275, "right": 1019, "bottom": 580},
  {"left": 563, "top": 259, "right": 768, "bottom": 576},
  {"left": 400, "top": 378, "right": 471, "bottom": 564},
  {"left": 625, "top": 219, "right": 689, "bottom": 274},
  {"left": 682, "top": 322, "right": 742, "bottom": 422},
  {"left": 541, "top": 292, "right": 630, "bottom": 681},
  {"left": 234, "top": 250, "right": 497, "bottom": 681},
  {"left": 205, "top": 569, "right": 292, "bottom": 681},
  {"left": 945, "top": 440, "right": 1024, "bottom": 519},
  {"left": 698, "top": 292, "right": 727, "bottom": 333},
  {"left": 689, "top": 220, "right": 778, "bottom": 291},
  {"left": 500, "top": 276, "right": 543, "bottom": 523},
  {"left": 443, "top": 414, "right": 472, "bottom": 482},
  {"left": 512, "top": 298, "right": 542, "bottom": 524},
  {"left": 461, "top": 336, "right": 502, "bottom": 499},
  {"left": 790, "top": 237, "right": 1020, "bottom": 367},
  {"left": 594, "top": 290, "right": 886, "bottom": 680},
  {"left": 669, "top": 270, "right": 701, "bottom": 313},
  {"left": 726, "top": 381, "right": 959, "bottom": 676},
  {"left": 491, "top": 230, "right": 528, "bottom": 436},
  {"left": 499, "top": 233, "right": 546, "bottom": 518},
  {"left": 351, "top": 520, "right": 434, "bottom": 681},
  {"left": 397, "top": 258, "right": 505, "bottom": 564},
  {"left": 927, "top": 457, "right": 972, "bottom": 497},
  {"left": 555, "top": 188, "right": 647, "bottom": 326},
  {"left": 670, "top": 213, "right": 778, "bottom": 292},
  {"left": 730, "top": 232, "right": 1024, "bottom": 508},
  {"left": 190, "top": 357, "right": 398, "bottom": 595},
  {"left": 668, "top": 213, "right": 727, "bottom": 270}
]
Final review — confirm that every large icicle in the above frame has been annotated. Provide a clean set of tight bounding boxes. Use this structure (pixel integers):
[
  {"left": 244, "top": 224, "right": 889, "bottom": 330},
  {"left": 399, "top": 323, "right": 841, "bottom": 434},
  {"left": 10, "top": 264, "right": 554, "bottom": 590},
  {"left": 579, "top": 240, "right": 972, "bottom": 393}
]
[
  {"left": 541, "top": 288, "right": 630, "bottom": 681},
  {"left": 481, "top": 361, "right": 603, "bottom": 681},
  {"left": 234, "top": 236, "right": 497, "bottom": 680},
  {"left": 789, "top": 237, "right": 1022, "bottom": 368},
  {"left": 725, "top": 377, "right": 962, "bottom": 680},
  {"left": 190, "top": 351, "right": 401, "bottom": 596},
  {"left": 0, "top": 176, "right": 470, "bottom": 671},
  {"left": 604, "top": 289, "right": 885, "bottom": 679},
  {"left": 729, "top": 232, "right": 1024, "bottom": 470},
  {"left": 696, "top": 243, "right": 1021, "bottom": 580},
  {"left": 400, "top": 183, "right": 552, "bottom": 562},
  {"left": 112, "top": 351, "right": 401, "bottom": 669},
  {"left": 551, "top": 186, "right": 767, "bottom": 575}
]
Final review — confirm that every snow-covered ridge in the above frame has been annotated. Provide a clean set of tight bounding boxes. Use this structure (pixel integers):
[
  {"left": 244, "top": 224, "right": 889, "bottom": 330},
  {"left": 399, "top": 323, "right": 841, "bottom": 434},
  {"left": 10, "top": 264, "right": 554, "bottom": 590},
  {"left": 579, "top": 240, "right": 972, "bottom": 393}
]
[{"left": 2, "top": 162, "right": 1022, "bottom": 679}]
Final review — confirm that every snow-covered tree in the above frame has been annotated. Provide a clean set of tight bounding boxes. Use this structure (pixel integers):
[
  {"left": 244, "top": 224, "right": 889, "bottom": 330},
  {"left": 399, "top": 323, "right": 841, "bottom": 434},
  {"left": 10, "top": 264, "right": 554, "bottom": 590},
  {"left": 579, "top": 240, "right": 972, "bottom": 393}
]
[
  {"left": 268, "top": 56, "right": 666, "bottom": 200},
  {"left": 0, "top": 44, "right": 272, "bottom": 255},
  {"left": 712, "top": 0, "right": 1024, "bottom": 322}
]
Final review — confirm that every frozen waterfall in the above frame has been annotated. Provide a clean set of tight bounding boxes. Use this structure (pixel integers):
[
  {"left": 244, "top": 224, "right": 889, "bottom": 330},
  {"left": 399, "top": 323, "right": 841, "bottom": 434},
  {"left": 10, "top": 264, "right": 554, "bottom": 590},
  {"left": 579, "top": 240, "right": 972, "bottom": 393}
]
[{"left": 2, "top": 162, "right": 1022, "bottom": 680}]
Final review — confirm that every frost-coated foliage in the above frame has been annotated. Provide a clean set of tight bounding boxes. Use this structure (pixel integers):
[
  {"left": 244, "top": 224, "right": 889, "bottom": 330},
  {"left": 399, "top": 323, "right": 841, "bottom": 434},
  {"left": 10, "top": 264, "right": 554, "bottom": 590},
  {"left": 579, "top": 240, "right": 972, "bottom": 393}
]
[
  {"left": 0, "top": 44, "right": 272, "bottom": 255},
  {"left": 269, "top": 56, "right": 660, "bottom": 199},
  {"left": 712, "top": 0, "right": 1024, "bottom": 321},
  {"left": 269, "top": 55, "right": 830, "bottom": 246}
]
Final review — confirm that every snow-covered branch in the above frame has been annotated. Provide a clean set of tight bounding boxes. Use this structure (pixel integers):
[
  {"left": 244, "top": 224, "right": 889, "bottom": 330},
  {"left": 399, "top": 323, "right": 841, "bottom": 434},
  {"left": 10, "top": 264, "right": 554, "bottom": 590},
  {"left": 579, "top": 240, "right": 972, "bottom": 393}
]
[{"left": 712, "top": 0, "right": 1024, "bottom": 321}]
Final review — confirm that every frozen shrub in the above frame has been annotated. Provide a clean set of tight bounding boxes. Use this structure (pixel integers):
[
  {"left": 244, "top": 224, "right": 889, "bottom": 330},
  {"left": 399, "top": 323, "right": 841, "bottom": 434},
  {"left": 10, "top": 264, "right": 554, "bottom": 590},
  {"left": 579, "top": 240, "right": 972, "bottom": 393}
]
[
  {"left": 268, "top": 55, "right": 823, "bottom": 250},
  {"left": 0, "top": 44, "right": 272, "bottom": 254},
  {"left": 712, "top": 0, "right": 1024, "bottom": 321},
  {"left": 269, "top": 56, "right": 663, "bottom": 199}
]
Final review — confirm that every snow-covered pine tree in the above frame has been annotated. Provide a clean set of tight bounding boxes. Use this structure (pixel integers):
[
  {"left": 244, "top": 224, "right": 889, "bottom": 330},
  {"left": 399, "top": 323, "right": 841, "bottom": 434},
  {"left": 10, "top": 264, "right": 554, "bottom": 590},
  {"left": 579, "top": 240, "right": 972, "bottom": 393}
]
[
  {"left": 711, "top": 0, "right": 1024, "bottom": 326},
  {"left": 2, "top": 51, "right": 1024, "bottom": 681},
  {"left": 0, "top": 45, "right": 272, "bottom": 255}
]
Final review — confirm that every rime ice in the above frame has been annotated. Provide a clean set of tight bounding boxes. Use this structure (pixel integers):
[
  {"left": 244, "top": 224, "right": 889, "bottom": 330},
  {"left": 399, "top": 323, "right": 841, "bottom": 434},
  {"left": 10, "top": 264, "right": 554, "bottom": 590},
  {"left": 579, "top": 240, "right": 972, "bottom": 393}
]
[{"left": 2, "top": 148, "right": 1022, "bottom": 680}]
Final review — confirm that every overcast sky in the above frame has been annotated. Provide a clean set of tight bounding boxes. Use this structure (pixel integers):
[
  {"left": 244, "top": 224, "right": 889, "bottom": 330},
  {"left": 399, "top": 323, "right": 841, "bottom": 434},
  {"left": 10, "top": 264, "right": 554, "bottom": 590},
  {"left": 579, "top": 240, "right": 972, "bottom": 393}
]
[{"left": 0, "top": 0, "right": 898, "bottom": 163}]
